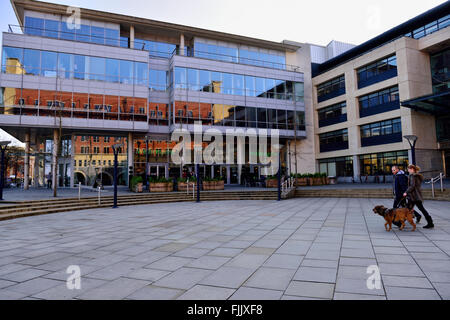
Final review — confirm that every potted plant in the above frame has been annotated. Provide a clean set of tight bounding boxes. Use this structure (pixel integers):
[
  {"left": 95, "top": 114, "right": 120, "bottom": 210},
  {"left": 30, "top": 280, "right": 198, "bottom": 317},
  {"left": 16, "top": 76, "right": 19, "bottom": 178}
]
[
  {"left": 177, "top": 177, "right": 197, "bottom": 192},
  {"left": 265, "top": 175, "right": 278, "bottom": 188},
  {"left": 215, "top": 177, "right": 225, "bottom": 190},
  {"left": 295, "top": 173, "right": 308, "bottom": 186},
  {"left": 203, "top": 177, "right": 214, "bottom": 191},
  {"left": 321, "top": 173, "right": 329, "bottom": 185},
  {"left": 312, "top": 173, "right": 323, "bottom": 186},
  {"left": 149, "top": 177, "right": 173, "bottom": 192},
  {"left": 130, "top": 175, "right": 144, "bottom": 193}
]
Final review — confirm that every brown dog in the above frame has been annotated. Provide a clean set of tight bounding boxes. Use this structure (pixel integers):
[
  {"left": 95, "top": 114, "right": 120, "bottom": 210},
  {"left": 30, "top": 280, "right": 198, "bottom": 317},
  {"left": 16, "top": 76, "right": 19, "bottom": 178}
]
[{"left": 373, "top": 205, "right": 416, "bottom": 232}]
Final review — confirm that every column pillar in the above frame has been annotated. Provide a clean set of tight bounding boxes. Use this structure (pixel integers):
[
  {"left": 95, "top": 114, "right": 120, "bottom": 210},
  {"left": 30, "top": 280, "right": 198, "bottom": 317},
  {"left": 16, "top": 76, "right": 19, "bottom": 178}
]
[
  {"left": 127, "top": 132, "right": 134, "bottom": 186},
  {"left": 130, "top": 25, "right": 135, "bottom": 49},
  {"left": 70, "top": 134, "right": 75, "bottom": 188},
  {"left": 353, "top": 155, "right": 360, "bottom": 183},
  {"left": 32, "top": 134, "right": 39, "bottom": 187},
  {"left": 211, "top": 165, "right": 214, "bottom": 179},
  {"left": 165, "top": 165, "right": 169, "bottom": 179},
  {"left": 180, "top": 33, "right": 185, "bottom": 56},
  {"left": 24, "top": 131, "right": 30, "bottom": 190},
  {"left": 52, "top": 129, "right": 59, "bottom": 193},
  {"left": 226, "top": 166, "right": 231, "bottom": 185}
]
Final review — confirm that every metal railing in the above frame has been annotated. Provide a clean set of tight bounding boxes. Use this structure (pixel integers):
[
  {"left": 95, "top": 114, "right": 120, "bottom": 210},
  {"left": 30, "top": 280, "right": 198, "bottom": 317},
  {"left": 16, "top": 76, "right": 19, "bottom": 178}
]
[
  {"left": 425, "top": 172, "right": 445, "bottom": 198},
  {"left": 281, "top": 177, "right": 295, "bottom": 195},
  {"left": 186, "top": 181, "right": 196, "bottom": 199}
]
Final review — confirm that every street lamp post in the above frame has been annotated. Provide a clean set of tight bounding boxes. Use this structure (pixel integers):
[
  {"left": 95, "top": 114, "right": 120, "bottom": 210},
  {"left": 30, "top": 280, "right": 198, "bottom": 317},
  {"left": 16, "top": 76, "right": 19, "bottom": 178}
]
[
  {"left": 112, "top": 143, "right": 123, "bottom": 209},
  {"left": 277, "top": 144, "right": 284, "bottom": 202},
  {"left": 0, "top": 141, "right": 11, "bottom": 201},
  {"left": 404, "top": 135, "right": 418, "bottom": 165}
]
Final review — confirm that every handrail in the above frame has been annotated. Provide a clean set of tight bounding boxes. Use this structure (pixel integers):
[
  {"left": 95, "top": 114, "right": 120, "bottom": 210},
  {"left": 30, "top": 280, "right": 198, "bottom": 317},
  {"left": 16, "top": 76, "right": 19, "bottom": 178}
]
[
  {"left": 281, "top": 177, "right": 295, "bottom": 195},
  {"left": 425, "top": 172, "right": 444, "bottom": 198},
  {"left": 186, "top": 181, "right": 196, "bottom": 199}
]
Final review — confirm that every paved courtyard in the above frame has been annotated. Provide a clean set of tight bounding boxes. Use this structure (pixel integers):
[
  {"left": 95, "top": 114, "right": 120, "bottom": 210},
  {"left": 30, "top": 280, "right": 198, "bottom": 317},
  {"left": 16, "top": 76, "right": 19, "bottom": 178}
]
[{"left": 0, "top": 198, "right": 449, "bottom": 300}]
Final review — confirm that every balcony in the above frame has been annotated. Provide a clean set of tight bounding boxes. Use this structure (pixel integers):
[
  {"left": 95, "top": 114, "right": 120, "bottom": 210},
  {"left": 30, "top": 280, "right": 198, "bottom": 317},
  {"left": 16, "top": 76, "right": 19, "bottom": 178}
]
[
  {"left": 358, "top": 68, "right": 398, "bottom": 89},
  {"left": 361, "top": 132, "right": 403, "bottom": 147},
  {"left": 360, "top": 100, "right": 400, "bottom": 118}
]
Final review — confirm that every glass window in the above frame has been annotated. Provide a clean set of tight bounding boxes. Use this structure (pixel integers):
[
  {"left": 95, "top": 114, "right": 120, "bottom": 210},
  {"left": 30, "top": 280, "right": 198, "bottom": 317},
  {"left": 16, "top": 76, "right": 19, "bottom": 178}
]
[
  {"left": 44, "top": 19, "right": 59, "bottom": 38},
  {"left": 23, "top": 49, "right": 40, "bottom": 76},
  {"left": 41, "top": 51, "right": 57, "bottom": 77},
  {"left": 187, "top": 68, "right": 199, "bottom": 90},
  {"left": 91, "top": 26, "right": 105, "bottom": 45},
  {"left": 105, "top": 59, "right": 119, "bottom": 83},
  {"left": 211, "top": 71, "right": 221, "bottom": 93},
  {"left": 199, "top": 70, "right": 211, "bottom": 92},
  {"left": 60, "top": 19, "right": 75, "bottom": 41},
  {"left": 255, "top": 77, "right": 266, "bottom": 97},
  {"left": 246, "top": 107, "right": 257, "bottom": 127},
  {"left": 277, "top": 109, "right": 287, "bottom": 129},
  {"left": 135, "top": 62, "right": 148, "bottom": 86},
  {"left": 257, "top": 108, "right": 267, "bottom": 128},
  {"left": 294, "top": 82, "right": 304, "bottom": 102},
  {"left": 245, "top": 76, "right": 255, "bottom": 97},
  {"left": 265, "top": 78, "right": 275, "bottom": 98},
  {"left": 233, "top": 74, "right": 244, "bottom": 96},
  {"left": 105, "top": 29, "right": 119, "bottom": 46},
  {"left": 175, "top": 67, "right": 187, "bottom": 89},
  {"left": 119, "top": 60, "right": 133, "bottom": 84},
  {"left": 89, "top": 57, "right": 105, "bottom": 81},
  {"left": 76, "top": 24, "right": 91, "bottom": 43},
  {"left": 58, "top": 53, "right": 72, "bottom": 79},
  {"left": 25, "top": 16, "right": 44, "bottom": 36},
  {"left": 2, "top": 47, "right": 23, "bottom": 73},
  {"left": 222, "top": 73, "right": 233, "bottom": 95},
  {"left": 73, "top": 55, "right": 86, "bottom": 80}
]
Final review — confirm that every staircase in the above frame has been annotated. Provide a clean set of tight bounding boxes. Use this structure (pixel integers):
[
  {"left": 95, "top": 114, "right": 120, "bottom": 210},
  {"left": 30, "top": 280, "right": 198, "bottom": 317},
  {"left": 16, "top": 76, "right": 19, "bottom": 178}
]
[
  {"left": 294, "top": 188, "right": 450, "bottom": 201},
  {"left": 0, "top": 190, "right": 278, "bottom": 221}
]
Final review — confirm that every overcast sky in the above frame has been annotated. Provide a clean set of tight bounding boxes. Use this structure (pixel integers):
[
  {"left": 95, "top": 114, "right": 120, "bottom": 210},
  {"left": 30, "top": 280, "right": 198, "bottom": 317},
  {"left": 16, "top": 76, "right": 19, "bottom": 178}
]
[{"left": 0, "top": 0, "right": 447, "bottom": 144}]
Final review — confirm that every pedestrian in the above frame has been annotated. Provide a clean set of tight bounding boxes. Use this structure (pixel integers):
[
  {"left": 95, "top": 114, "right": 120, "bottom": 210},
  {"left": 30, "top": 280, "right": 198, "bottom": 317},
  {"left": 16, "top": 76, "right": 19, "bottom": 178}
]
[
  {"left": 403, "top": 164, "right": 434, "bottom": 229},
  {"left": 47, "top": 172, "right": 52, "bottom": 189},
  {"left": 391, "top": 165, "right": 421, "bottom": 227}
]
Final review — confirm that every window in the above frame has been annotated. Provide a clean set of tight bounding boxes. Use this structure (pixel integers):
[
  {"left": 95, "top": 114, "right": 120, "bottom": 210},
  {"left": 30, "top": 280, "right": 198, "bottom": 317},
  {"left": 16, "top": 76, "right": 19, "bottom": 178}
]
[
  {"left": 319, "top": 157, "right": 353, "bottom": 177},
  {"left": 91, "top": 26, "right": 105, "bottom": 45},
  {"left": 105, "top": 59, "right": 119, "bottom": 83},
  {"left": 60, "top": 19, "right": 75, "bottom": 41},
  {"left": 120, "top": 60, "right": 133, "bottom": 84},
  {"left": 135, "top": 62, "right": 148, "bottom": 86},
  {"left": 25, "top": 17, "right": 44, "bottom": 36},
  {"left": 76, "top": 24, "right": 91, "bottom": 43},
  {"left": 319, "top": 129, "right": 349, "bottom": 152},
  {"left": 44, "top": 19, "right": 59, "bottom": 39},
  {"left": 2, "top": 47, "right": 23, "bottom": 74},
  {"left": 23, "top": 49, "right": 40, "bottom": 76},
  {"left": 150, "top": 69, "right": 167, "bottom": 91},
  {"left": 89, "top": 57, "right": 105, "bottom": 81},
  {"left": 41, "top": 51, "right": 57, "bottom": 77},
  {"left": 187, "top": 68, "right": 199, "bottom": 90},
  {"left": 199, "top": 70, "right": 211, "bottom": 92},
  {"left": 357, "top": 54, "right": 397, "bottom": 87},
  {"left": 318, "top": 102, "right": 347, "bottom": 125},
  {"left": 359, "top": 86, "right": 400, "bottom": 117},
  {"left": 317, "top": 75, "right": 345, "bottom": 101},
  {"left": 360, "top": 118, "right": 402, "bottom": 143},
  {"left": 174, "top": 67, "right": 187, "bottom": 89},
  {"left": 360, "top": 151, "right": 409, "bottom": 176},
  {"left": 105, "top": 29, "right": 120, "bottom": 46},
  {"left": 58, "top": 53, "right": 72, "bottom": 79},
  {"left": 73, "top": 55, "right": 86, "bottom": 80}
]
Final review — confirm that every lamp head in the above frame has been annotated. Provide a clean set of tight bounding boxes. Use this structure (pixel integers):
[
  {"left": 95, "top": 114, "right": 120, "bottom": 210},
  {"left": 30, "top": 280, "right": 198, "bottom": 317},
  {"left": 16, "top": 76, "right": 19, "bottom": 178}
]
[
  {"left": 0, "top": 141, "right": 11, "bottom": 147},
  {"left": 404, "top": 135, "right": 418, "bottom": 146}
]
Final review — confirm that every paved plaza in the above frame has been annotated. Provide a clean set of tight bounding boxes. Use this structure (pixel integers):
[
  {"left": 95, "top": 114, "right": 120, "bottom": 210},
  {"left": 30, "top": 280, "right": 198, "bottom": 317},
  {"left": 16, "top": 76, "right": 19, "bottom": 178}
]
[{"left": 0, "top": 197, "right": 449, "bottom": 300}]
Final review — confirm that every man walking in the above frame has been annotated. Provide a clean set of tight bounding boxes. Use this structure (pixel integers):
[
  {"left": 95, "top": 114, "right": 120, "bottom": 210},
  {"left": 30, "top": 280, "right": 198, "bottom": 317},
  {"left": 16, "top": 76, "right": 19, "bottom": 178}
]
[{"left": 392, "top": 165, "right": 421, "bottom": 225}]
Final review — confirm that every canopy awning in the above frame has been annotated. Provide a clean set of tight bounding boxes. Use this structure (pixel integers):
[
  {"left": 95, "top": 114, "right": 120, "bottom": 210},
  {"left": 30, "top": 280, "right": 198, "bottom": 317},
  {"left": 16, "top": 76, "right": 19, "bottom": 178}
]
[{"left": 401, "top": 91, "right": 450, "bottom": 115}]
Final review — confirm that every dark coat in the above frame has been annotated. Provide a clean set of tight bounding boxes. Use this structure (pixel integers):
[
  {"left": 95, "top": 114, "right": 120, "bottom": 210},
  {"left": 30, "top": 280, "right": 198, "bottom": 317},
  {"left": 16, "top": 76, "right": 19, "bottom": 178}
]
[
  {"left": 393, "top": 170, "right": 408, "bottom": 199},
  {"left": 406, "top": 173, "right": 424, "bottom": 202}
]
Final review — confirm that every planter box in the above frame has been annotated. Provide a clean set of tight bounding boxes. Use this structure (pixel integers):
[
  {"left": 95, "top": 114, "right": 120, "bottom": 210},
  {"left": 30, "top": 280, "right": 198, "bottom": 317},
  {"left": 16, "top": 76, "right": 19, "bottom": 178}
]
[
  {"left": 216, "top": 180, "right": 225, "bottom": 190},
  {"left": 295, "top": 178, "right": 308, "bottom": 186},
  {"left": 178, "top": 182, "right": 195, "bottom": 192},
  {"left": 203, "top": 181, "right": 225, "bottom": 190},
  {"left": 266, "top": 179, "right": 278, "bottom": 188},
  {"left": 149, "top": 182, "right": 173, "bottom": 192},
  {"left": 134, "top": 183, "right": 143, "bottom": 193},
  {"left": 312, "top": 177, "right": 323, "bottom": 186}
]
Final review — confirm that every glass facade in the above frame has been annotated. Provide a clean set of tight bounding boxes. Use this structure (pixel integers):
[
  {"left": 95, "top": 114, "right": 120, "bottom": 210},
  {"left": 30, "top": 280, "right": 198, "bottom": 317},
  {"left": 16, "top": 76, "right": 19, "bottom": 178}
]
[
  {"left": 194, "top": 42, "right": 286, "bottom": 69},
  {"left": 405, "top": 14, "right": 450, "bottom": 39},
  {"left": 431, "top": 49, "right": 450, "bottom": 94},
  {"left": 135, "top": 38, "right": 177, "bottom": 58},
  {"left": 319, "top": 156, "right": 353, "bottom": 177},
  {"left": 1, "top": 46, "right": 147, "bottom": 85},
  {"left": 360, "top": 118, "right": 402, "bottom": 147},
  {"left": 360, "top": 151, "right": 409, "bottom": 176},
  {"left": 174, "top": 67, "right": 303, "bottom": 101},
  {"left": 149, "top": 69, "right": 168, "bottom": 92},
  {"left": 24, "top": 16, "right": 120, "bottom": 46}
]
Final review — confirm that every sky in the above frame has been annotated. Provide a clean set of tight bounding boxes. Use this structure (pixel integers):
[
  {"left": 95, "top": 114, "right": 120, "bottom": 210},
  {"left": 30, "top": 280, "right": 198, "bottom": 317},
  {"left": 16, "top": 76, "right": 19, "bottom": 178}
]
[{"left": 0, "top": 0, "right": 448, "bottom": 144}]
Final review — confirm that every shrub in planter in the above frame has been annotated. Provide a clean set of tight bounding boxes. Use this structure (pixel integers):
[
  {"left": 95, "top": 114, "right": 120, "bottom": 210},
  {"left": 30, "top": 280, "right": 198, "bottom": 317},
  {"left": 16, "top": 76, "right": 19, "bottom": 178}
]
[
  {"left": 177, "top": 177, "right": 197, "bottom": 191},
  {"left": 215, "top": 177, "right": 225, "bottom": 190},
  {"left": 320, "top": 173, "right": 329, "bottom": 185},
  {"left": 312, "top": 173, "right": 323, "bottom": 185},
  {"left": 294, "top": 173, "right": 308, "bottom": 186},
  {"left": 265, "top": 175, "right": 278, "bottom": 188},
  {"left": 130, "top": 176, "right": 144, "bottom": 193},
  {"left": 149, "top": 177, "right": 173, "bottom": 192}
]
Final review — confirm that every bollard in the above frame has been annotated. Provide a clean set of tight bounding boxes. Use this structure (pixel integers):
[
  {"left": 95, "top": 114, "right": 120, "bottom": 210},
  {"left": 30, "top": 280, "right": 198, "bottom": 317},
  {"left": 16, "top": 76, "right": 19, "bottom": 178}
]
[
  {"left": 78, "top": 182, "right": 81, "bottom": 201},
  {"left": 98, "top": 186, "right": 101, "bottom": 205}
]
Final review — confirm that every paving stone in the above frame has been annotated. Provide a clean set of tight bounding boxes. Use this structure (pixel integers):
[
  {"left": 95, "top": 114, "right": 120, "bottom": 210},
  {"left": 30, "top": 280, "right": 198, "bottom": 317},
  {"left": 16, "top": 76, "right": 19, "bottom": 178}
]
[
  {"left": 6, "top": 277, "right": 63, "bottom": 295},
  {"left": 145, "top": 256, "right": 194, "bottom": 272},
  {"left": 263, "top": 254, "right": 304, "bottom": 270},
  {"left": 177, "top": 285, "right": 235, "bottom": 300},
  {"left": 335, "top": 278, "right": 385, "bottom": 296},
  {"left": 125, "top": 268, "right": 170, "bottom": 282},
  {"left": 382, "top": 276, "right": 433, "bottom": 289},
  {"left": 126, "top": 285, "right": 184, "bottom": 300},
  {"left": 186, "top": 256, "right": 231, "bottom": 270},
  {"left": 199, "top": 266, "right": 255, "bottom": 289},
  {"left": 293, "top": 266, "right": 337, "bottom": 283},
  {"left": 0, "top": 268, "right": 50, "bottom": 282},
  {"left": 32, "top": 278, "right": 106, "bottom": 300},
  {"left": 229, "top": 287, "right": 283, "bottom": 300},
  {"left": 153, "top": 267, "right": 212, "bottom": 290},
  {"left": 433, "top": 282, "right": 450, "bottom": 299},
  {"left": 208, "top": 248, "right": 243, "bottom": 257},
  {"left": 333, "top": 292, "right": 386, "bottom": 300},
  {"left": 385, "top": 286, "right": 442, "bottom": 300},
  {"left": 284, "top": 281, "right": 334, "bottom": 299},
  {"left": 244, "top": 267, "right": 295, "bottom": 290},
  {"left": 77, "top": 277, "right": 150, "bottom": 300}
]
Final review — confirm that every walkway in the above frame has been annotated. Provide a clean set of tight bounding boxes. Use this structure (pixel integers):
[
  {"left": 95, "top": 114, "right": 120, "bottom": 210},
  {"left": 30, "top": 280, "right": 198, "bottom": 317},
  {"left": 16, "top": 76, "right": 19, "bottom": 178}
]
[{"left": 0, "top": 198, "right": 449, "bottom": 300}]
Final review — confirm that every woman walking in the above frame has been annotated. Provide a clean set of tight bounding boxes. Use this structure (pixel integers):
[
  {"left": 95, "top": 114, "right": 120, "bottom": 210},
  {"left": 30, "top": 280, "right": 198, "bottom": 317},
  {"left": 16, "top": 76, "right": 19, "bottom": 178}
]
[{"left": 403, "top": 164, "right": 434, "bottom": 229}]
